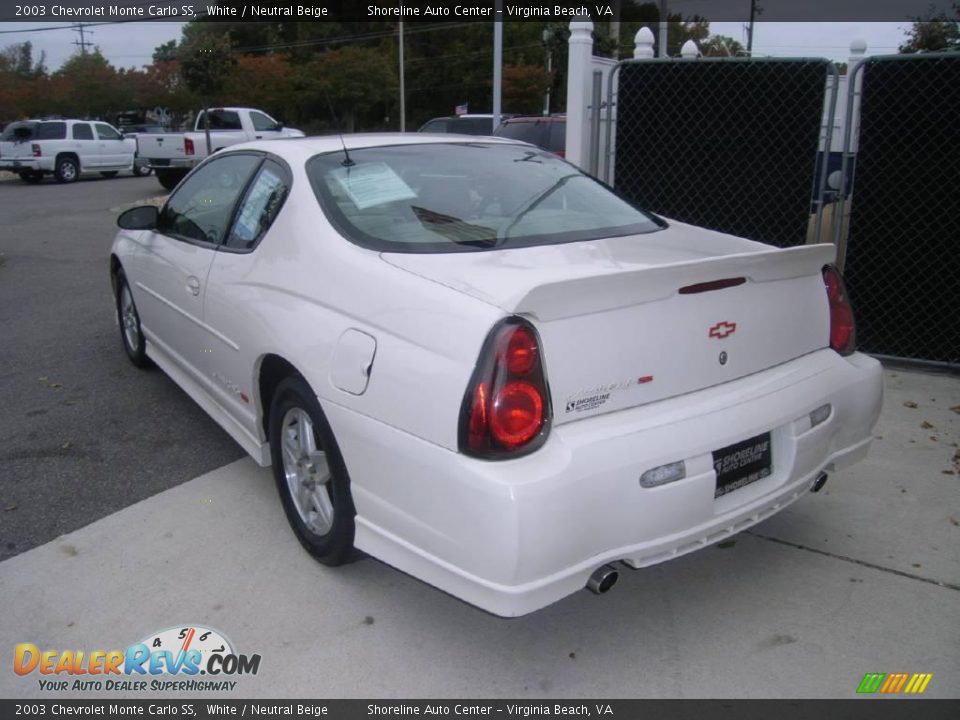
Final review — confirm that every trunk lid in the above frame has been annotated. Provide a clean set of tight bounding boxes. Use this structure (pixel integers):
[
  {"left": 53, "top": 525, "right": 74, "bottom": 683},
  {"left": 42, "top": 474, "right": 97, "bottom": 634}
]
[
  {"left": 137, "top": 133, "right": 188, "bottom": 160},
  {"left": 382, "top": 222, "right": 835, "bottom": 424}
]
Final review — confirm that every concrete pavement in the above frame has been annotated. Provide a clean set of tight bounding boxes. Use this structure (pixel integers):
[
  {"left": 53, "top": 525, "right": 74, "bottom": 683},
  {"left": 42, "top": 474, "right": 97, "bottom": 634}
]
[{"left": 0, "top": 367, "right": 957, "bottom": 699}]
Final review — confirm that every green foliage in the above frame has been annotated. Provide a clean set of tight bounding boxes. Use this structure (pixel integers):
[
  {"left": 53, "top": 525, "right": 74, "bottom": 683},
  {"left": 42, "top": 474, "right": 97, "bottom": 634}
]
[
  {"left": 178, "top": 31, "right": 236, "bottom": 99},
  {"left": 700, "top": 35, "right": 746, "bottom": 57},
  {"left": 899, "top": 10, "right": 960, "bottom": 53}
]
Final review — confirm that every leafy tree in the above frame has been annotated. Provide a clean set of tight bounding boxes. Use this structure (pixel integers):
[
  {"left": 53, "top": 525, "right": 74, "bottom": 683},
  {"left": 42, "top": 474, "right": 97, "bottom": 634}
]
[
  {"left": 298, "top": 45, "right": 396, "bottom": 132},
  {"left": 178, "top": 31, "right": 236, "bottom": 149},
  {"left": 502, "top": 64, "right": 553, "bottom": 114},
  {"left": 222, "top": 54, "right": 296, "bottom": 122},
  {"left": 700, "top": 35, "right": 746, "bottom": 57},
  {"left": 153, "top": 40, "right": 178, "bottom": 63},
  {"left": 56, "top": 49, "right": 125, "bottom": 118},
  {"left": 899, "top": 5, "right": 960, "bottom": 53}
]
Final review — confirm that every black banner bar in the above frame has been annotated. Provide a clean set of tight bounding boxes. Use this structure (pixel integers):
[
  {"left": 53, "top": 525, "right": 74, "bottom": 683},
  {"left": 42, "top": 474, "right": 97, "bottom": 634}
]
[
  {"left": 0, "top": 0, "right": 952, "bottom": 24},
  {"left": 1, "top": 700, "right": 959, "bottom": 720}
]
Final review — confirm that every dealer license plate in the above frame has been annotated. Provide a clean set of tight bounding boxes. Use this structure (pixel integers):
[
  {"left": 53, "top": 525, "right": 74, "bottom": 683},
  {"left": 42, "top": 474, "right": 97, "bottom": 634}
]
[{"left": 713, "top": 432, "right": 772, "bottom": 498}]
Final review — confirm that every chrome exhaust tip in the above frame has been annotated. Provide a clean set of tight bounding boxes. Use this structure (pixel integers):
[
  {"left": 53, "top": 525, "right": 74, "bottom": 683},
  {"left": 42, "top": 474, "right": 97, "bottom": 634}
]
[
  {"left": 586, "top": 564, "right": 620, "bottom": 595},
  {"left": 811, "top": 472, "right": 829, "bottom": 493}
]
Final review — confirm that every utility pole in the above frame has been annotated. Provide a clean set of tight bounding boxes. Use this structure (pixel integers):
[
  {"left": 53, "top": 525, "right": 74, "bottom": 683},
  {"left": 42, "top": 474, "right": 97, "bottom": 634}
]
[
  {"left": 72, "top": 23, "right": 94, "bottom": 55},
  {"left": 746, "top": 0, "right": 758, "bottom": 55},
  {"left": 658, "top": 0, "right": 668, "bottom": 58},
  {"left": 398, "top": 21, "right": 405, "bottom": 132}
]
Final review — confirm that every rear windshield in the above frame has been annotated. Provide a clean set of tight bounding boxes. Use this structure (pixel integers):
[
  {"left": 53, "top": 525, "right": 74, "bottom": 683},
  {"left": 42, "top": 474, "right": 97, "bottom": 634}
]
[
  {"left": 495, "top": 120, "right": 565, "bottom": 151},
  {"left": 1, "top": 121, "right": 37, "bottom": 141},
  {"left": 307, "top": 142, "right": 661, "bottom": 254}
]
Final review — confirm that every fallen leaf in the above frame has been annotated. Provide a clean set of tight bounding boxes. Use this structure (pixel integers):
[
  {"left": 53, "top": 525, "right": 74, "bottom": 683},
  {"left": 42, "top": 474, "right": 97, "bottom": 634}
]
[
  {"left": 38, "top": 376, "right": 48, "bottom": 381},
  {"left": 717, "top": 540, "right": 736, "bottom": 549},
  {"left": 49, "top": 383, "right": 61, "bottom": 389},
  {"left": 951, "top": 518, "right": 959, "bottom": 527},
  {"left": 4, "top": 505, "right": 16, "bottom": 512},
  {"left": 912, "top": 563, "right": 921, "bottom": 568},
  {"left": 60, "top": 441, "right": 71, "bottom": 450},
  {"left": 900, "top": 488, "right": 907, "bottom": 493},
  {"left": 942, "top": 470, "right": 955, "bottom": 475},
  {"left": 950, "top": 405, "right": 960, "bottom": 414},
  {"left": 920, "top": 421, "right": 934, "bottom": 429},
  {"left": 903, "top": 400, "right": 918, "bottom": 408},
  {"left": 930, "top": 436, "right": 939, "bottom": 442}
]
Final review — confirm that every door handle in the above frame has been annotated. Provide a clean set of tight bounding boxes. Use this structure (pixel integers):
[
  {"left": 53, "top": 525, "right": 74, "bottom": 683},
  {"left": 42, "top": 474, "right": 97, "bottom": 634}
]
[
  {"left": 186, "top": 276, "right": 201, "bottom": 296},
  {"left": 255, "top": 135, "right": 263, "bottom": 139}
]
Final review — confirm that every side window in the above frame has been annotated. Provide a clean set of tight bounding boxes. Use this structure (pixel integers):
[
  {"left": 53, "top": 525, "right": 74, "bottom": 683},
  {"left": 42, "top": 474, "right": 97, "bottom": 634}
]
[
  {"left": 157, "top": 154, "right": 262, "bottom": 245},
  {"left": 250, "top": 112, "right": 279, "bottom": 132},
  {"left": 224, "top": 159, "right": 290, "bottom": 250},
  {"left": 95, "top": 124, "right": 121, "bottom": 140},
  {"left": 36, "top": 122, "right": 67, "bottom": 140},
  {"left": 199, "top": 111, "right": 242, "bottom": 131},
  {"left": 72, "top": 124, "right": 94, "bottom": 140}
]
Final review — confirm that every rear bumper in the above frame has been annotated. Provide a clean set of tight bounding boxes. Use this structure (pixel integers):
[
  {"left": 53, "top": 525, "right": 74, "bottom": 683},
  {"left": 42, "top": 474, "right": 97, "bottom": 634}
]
[
  {"left": 0, "top": 159, "right": 49, "bottom": 173},
  {"left": 325, "top": 349, "right": 883, "bottom": 617},
  {"left": 146, "top": 158, "right": 197, "bottom": 169}
]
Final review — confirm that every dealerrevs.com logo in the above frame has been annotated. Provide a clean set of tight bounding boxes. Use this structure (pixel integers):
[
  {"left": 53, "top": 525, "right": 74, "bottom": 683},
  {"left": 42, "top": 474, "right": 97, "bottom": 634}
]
[{"left": 14, "top": 625, "right": 260, "bottom": 692}]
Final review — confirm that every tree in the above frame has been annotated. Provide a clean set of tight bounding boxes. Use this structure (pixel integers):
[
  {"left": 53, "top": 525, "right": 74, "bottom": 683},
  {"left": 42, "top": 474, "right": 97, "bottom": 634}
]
[
  {"left": 222, "top": 54, "right": 296, "bottom": 121},
  {"left": 899, "top": 9, "right": 960, "bottom": 53},
  {"left": 700, "top": 35, "right": 746, "bottom": 57},
  {"left": 178, "top": 31, "right": 236, "bottom": 150},
  {"left": 152, "top": 40, "right": 178, "bottom": 63},
  {"left": 56, "top": 49, "right": 124, "bottom": 118},
  {"left": 502, "top": 64, "right": 553, "bottom": 114},
  {"left": 299, "top": 46, "right": 396, "bottom": 132}
]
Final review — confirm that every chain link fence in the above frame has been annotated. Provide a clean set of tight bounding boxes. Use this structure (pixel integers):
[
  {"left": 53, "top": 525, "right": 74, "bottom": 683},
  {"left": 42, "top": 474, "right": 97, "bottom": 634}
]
[
  {"left": 607, "top": 58, "right": 838, "bottom": 249},
  {"left": 835, "top": 53, "right": 960, "bottom": 368}
]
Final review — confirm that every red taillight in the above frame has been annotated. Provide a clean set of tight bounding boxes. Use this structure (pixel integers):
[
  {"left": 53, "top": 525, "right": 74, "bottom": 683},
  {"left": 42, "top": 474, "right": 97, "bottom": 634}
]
[
  {"left": 822, "top": 264, "right": 856, "bottom": 356},
  {"left": 184, "top": 137, "right": 195, "bottom": 156},
  {"left": 32, "top": 143, "right": 41, "bottom": 157},
  {"left": 460, "top": 319, "right": 551, "bottom": 458}
]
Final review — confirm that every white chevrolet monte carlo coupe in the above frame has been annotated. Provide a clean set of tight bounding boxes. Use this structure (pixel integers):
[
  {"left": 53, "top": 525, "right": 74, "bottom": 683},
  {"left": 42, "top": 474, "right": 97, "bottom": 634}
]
[{"left": 110, "top": 135, "right": 883, "bottom": 616}]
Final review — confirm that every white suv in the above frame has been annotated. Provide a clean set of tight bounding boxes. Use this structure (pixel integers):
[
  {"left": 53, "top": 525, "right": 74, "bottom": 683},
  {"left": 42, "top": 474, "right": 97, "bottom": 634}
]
[{"left": 0, "top": 119, "right": 135, "bottom": 183}]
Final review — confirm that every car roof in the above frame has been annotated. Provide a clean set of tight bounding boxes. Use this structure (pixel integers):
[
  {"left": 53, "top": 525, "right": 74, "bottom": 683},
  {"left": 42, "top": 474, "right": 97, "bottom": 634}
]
[
  {"left": 501, "top": 116, "right": 566, "bottom": 124},
  {"left": 221, "top": 133, "right": 529, "bottom": 162}
]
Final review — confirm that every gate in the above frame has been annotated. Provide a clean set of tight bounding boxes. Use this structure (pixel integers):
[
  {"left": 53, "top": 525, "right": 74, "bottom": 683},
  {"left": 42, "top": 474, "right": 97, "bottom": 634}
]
[
  {"left": 835, "top": 53, "right": 960, "bottom": 368},
  {"left": 606, "top": 58, "right": 839, "bottom": 249}
]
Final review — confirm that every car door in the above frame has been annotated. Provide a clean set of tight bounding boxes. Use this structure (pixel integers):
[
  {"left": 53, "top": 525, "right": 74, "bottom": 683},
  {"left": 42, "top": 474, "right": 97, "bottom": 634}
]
[
  {"left": 202, "top": 157, "right": 292, "bottom": 434},
  {"left": 94, "top": 123, "right": 129, "bottom": 168},
  {"left": 248, "top": 111, "right": 285, "bottom": 141},
  {"left": 70, "top": 123, "right": 99, "bottom": 169},
  {"left": 133, "top": 152, "right": 263, "bottom": 383}
]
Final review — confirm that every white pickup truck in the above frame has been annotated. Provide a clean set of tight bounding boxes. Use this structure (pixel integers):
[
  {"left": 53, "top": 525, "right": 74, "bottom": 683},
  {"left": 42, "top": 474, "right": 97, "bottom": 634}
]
[{"left": 138, "top": 107, "right": 304, "bottom": 190}]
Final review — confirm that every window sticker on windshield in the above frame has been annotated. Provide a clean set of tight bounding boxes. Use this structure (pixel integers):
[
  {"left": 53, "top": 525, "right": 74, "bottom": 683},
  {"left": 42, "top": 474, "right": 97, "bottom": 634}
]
[{"left": 330, "top": 162, "right": 416, "bottom": 210}]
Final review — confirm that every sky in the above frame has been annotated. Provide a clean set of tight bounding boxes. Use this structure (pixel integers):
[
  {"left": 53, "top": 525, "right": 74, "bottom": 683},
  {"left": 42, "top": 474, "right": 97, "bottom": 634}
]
[{"left": 0, "top": 21, "right": 912, "bottom": 73}]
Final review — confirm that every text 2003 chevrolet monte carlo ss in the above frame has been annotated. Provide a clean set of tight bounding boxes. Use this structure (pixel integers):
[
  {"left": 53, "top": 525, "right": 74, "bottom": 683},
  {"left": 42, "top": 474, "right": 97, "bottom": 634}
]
[{"left": 110, "top": 135, "right": 882, "bottom": 616}]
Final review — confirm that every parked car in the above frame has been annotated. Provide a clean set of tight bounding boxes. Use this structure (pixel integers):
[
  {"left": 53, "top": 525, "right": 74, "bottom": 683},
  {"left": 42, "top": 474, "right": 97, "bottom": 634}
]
[
  {"left": 418, "top": 114, "right": 516, "bottom": 135},
  {"left": 110, "top": 135, "right": 882, "bottom": 617},
  {"left": 0, "top": 119, "right": 135, "bottom": 183},
  {"left": 494, "top": 115, "right": 566, "bottom": 157},
  {"left": 137, "top": 107, "right": 304, "bottom": 191}
]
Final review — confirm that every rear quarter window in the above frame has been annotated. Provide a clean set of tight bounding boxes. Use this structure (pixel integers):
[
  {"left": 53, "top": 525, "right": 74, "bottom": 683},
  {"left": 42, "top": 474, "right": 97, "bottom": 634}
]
[{"left": 36, "top": 122, "right": 67, "bottom": 140}]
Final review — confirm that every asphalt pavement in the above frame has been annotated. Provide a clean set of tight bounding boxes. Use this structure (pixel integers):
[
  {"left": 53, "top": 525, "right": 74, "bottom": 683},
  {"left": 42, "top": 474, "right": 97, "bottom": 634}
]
[
  {"left": 0, "top": 177, "right": 957, "bottom": 699},
  {"left": 0, "top": 173, "right": 243, "bottom": 562}
]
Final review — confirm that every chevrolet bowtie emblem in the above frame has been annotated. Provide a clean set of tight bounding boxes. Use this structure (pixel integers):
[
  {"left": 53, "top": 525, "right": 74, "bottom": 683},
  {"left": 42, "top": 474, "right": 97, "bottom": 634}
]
[{"left": 709, "top": 321, "right": 737, "bottom": 339}]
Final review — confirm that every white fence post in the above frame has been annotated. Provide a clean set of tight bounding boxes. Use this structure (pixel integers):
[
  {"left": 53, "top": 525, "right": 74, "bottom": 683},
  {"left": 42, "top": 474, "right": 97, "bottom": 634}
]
[
  {"left": 680, "top": 39, "right": 700, "bottom": 59},
  {"left": 564, "top": 18, "right": 594, "bottom": 170},
  {"left": 634, "top": 27, "right": 655, "bottom": 59}
]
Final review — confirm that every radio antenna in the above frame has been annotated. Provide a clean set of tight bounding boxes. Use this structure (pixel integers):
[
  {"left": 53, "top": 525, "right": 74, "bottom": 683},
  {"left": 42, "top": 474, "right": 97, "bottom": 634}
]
[{"left": 324, "top": 91, "right": 354, "bottom": 168}]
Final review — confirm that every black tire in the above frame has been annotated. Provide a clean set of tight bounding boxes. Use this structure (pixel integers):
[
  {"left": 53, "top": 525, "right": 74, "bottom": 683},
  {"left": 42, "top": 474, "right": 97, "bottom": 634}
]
[
  {"left": 54, "top": 156, "right": 79, "bottom": 183},
  {"left": 269, "top": 376, "right": 356, "bottom": 566},
  {"left": 115, "top": 270, "right": 150, "bottom": 369},
  {"left": 155, "top": 169, "right": 186, "bottom": 191},
  {"left": 18, "top": 171, "right": 42, "bottom": 184},
  {"left": 100, "top": 171, "right": 119, "bottom": 178},
  {"left": 133, "top": 163, "right": 152, "bottom": 177}
]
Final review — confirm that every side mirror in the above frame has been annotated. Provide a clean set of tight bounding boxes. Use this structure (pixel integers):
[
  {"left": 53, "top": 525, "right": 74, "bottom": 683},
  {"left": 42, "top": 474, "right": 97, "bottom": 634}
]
[{"left": 117, "top": 205, "right": 159, "bottom": 230}]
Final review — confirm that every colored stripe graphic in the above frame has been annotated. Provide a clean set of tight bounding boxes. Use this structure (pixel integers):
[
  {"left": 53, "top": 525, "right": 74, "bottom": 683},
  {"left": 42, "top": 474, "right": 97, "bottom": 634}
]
[
  {"left": 857, "top": 672, "right": 932, "bottom": 694},
  {"left": 857, "top": 673, "right": 886, "bottom": 693}
]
